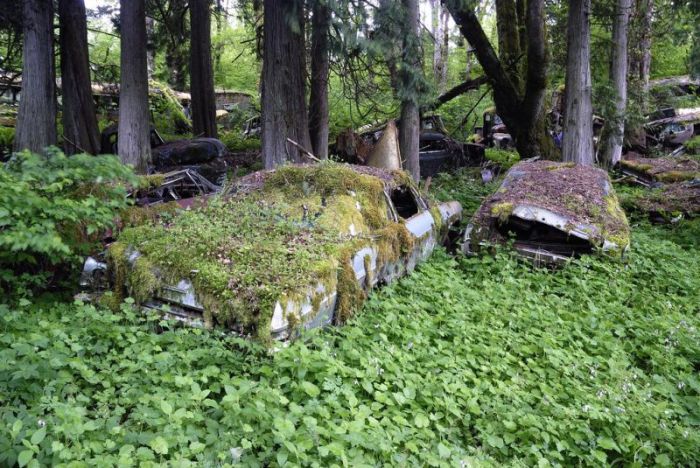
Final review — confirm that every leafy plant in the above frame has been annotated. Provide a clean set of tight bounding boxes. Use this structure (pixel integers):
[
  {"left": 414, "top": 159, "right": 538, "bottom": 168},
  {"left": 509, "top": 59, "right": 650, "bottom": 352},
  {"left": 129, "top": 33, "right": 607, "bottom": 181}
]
[
  {"left": 0, "top": 149, "right": 136, "bottom": 296},
  {"left": 485, "top": 147, "right": 520, "bottom": 169}
]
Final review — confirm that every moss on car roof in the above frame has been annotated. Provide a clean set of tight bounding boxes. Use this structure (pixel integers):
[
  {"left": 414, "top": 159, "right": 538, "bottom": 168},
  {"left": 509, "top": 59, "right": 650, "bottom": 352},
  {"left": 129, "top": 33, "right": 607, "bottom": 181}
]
[
  {"left": 620, "top": 156, "right": 700, "bottom": 183},
  {"left": 471, "top": 160, "right": 630, "bottom": 253},
  {"left": 107, "top": 163, "right": 416, "bottom": 341}
]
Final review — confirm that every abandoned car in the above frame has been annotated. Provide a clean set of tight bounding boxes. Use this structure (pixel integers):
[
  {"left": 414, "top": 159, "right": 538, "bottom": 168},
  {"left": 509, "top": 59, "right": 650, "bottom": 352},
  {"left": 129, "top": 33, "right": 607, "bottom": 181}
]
[
  {"left": 334, "top": 115, "right": 468, "bottom": 177},
  {"left": 83, "top": 164, "right": 462, "bottom": 340},
  {"left": 463, "top": 160, "right": 630, "bottom": 265},
  {"left": 619, "top": 149, "right": 700, "bottom": 186},
  {"left": 100, "top": 124, "right": 229, "bottom": 184}
]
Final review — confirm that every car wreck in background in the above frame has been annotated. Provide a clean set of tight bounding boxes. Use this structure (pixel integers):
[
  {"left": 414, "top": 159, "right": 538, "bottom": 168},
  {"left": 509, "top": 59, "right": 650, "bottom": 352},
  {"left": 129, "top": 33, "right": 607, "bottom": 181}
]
[
  {"left": 100, "top": 124, "right": 230, "bottom": 185},
  {"left": 619, "top": 149, "right": 699, "bottom": 186},
  {"left": 463, "top": 160, "right": 630, "bottom": 266},
  {"left": 644, "top": 107, "right": 699, "bottom": 147},
  {"left": 334, "top": 115, "right": 476, "bottom": 177},
  {"left": 83, "top": 164, "right": 461, "bottom": 341}
]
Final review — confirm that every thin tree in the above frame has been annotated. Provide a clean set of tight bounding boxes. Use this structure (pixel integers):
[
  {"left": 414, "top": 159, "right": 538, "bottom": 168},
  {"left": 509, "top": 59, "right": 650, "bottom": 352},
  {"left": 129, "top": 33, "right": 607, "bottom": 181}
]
[
  {"left": 118, "top": 0, "right": 151, "bottom": 173},
  {"left": 261, "top": 0, "right": 311, "bottom": 168},
  {"left": 14, "top": 0, "right": 56, "bottom": 153},
  {"left": 58, "top": 0, "right": 100, "bottom": 155},
  {"left": 602, "top": 0, "right": 631, "bottom": 167},
  {"left": 399, "top": 0, "right": 421, "bottom": 181},
  {"left": 190, "top": 0, "right": 217, "bottom": 138},
  {"left": 308, "top": 0, "right": 330, "bottom": 159},
  {"left": 562, "top": 0, "right": 594, "bottom": 165}
]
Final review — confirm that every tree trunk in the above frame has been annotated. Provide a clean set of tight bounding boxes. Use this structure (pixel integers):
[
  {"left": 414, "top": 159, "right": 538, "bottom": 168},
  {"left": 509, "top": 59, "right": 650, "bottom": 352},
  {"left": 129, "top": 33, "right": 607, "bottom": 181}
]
[
  {"left": 432, "top": 0, "right": 446, "bottom": 92},
  {"left": 118, "top": 0, "right": 151, "bottom": 173},
  {"left": 190, "top": 0, "right": 218, "bottom": 138},
  {"left": 439, "top": 7, "right": 449, "bottom": 91},
  {"left": 14, "top": 0, "right": 56, "bottom": 153},
  {"left": 146, "top": 15, "right": 156, "bottom": 79},
  {"left": 308, "top": 0, "right": 330, "bottom": 159},
  {"left": 399, "top": 0, "right": 421, "bottom": 181},
  {"left": 495, "top": 0, "right": 522, "bottom": 92},
  {"left": 445, "top": 0, "right": 555, "bottom": 160},
  {"left": 602, "top": 0, "right": 631, "bottom": 167},
  {"left": 261, "top": 0, "right": 311, "bottom": 168},
  {"left": 639, "top": 0, "right": 653, "bottom": 94},
  {"left": 562, "top": 0, "right": 594, "bottom": 165},
  {"left": 58, "top": 0, "right": 100, "bottom": 155}
]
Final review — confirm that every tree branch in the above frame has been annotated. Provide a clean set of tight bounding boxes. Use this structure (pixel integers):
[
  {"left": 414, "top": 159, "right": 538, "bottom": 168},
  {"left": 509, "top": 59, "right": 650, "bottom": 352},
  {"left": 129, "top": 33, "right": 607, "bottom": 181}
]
[{"left": 426, "top": 75, "right": 488, "bottom": 111}]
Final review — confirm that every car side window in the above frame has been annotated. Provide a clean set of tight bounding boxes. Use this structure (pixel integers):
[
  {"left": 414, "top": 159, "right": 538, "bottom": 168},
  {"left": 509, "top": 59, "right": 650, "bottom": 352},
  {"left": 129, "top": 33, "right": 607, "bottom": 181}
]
[{"left": 390, "top": 185, "right": 419, "bottom": 219}]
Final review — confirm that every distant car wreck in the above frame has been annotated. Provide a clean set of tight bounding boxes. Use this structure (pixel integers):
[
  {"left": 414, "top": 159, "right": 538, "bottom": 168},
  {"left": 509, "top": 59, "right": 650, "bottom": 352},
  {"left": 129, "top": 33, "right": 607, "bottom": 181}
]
[
  {"left": 619, "top": 151, "right": 699, "bottom": 186},
  {"left": 463, "top": 160, "right": 630, "bottom": 266},
  {"left": 83, "top": 164, "right": 461, "bottom": 341}
]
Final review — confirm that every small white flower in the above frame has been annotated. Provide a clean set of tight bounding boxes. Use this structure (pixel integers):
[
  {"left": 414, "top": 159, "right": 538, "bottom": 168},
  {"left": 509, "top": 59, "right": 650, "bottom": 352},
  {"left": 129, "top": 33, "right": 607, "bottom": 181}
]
[{"left": 230, "top": 447, "right": 243, "bottom": 463}]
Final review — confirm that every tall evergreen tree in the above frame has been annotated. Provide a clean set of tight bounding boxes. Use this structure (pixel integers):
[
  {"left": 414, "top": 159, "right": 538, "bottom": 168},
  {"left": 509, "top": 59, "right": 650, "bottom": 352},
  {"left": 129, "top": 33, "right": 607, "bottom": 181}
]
[
  {"left": 562, "top": 0, "right": 594, "bottom": 165},
  {"left": 190, "top": 0, "right": 217, "bottom": 138},
  {"left": 59, "top": 0, "right": 100, "bottom": 155},
  {"left": 399, "top": 0, "right": 421, "bottom": 181},
  {"left": 118, "top": 0, "right": 151, "bottom": 173},
  {"left": 308, "top": 0, "right": 330, "bottom": 159},
  {"left": 14, "top": 0, "right": 56, "bottom": 153},
  {"left": 261, "top": 0, "right": 311, "bottom": 168},
  {"left": 602, "top": 0, "right": 631, "bottom": 167}
]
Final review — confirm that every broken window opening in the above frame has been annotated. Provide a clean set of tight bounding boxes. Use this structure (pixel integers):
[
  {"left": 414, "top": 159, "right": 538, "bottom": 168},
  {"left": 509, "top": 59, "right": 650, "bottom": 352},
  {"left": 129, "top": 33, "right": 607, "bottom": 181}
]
[
  {"left": 496, "top": 216, "right": 594, "bottom": 257},
  {"left": 391, "top": 186, "right": 419, "bottom": 219}
]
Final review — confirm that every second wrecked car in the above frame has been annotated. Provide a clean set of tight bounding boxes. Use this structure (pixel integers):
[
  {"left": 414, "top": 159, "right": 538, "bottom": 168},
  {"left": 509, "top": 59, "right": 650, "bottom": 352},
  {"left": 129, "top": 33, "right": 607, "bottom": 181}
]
[
  {"left": 92, "top": 164, "right": 461, "bottom": 340},
  {"left": 463, "top": 160, "right": 630, "bottom": 265}
]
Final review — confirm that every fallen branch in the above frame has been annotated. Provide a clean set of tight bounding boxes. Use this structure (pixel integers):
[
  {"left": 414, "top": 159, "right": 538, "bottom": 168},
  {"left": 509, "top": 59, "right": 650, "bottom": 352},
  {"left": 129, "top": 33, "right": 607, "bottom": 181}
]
[
  {"left": 426, "top": 76, "right": 489, "bottom": 112},
  {"left": 286, "top": 138, "right": 321, "bottom": 163}
]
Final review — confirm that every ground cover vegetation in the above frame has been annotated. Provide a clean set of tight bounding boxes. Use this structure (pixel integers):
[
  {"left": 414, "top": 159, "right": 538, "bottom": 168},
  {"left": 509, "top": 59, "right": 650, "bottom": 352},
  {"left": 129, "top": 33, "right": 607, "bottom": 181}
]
[{"left": 1, "top": 170, "right": 698, "bottom": 466}]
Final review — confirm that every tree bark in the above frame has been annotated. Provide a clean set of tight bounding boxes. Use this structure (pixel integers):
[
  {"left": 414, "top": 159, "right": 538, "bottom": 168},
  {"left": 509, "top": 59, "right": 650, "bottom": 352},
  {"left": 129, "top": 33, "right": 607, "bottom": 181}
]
[
  {"left": 445, "top": 0, "right": 555, "bottom": 160},
  {"left": 639, "top": 0, "right": 653, "bottom": 94},
  {"left": 14, "top": 0, "right": 56, "bottom": 153},
  {"left": 495, "top": 0, "right": 522, "bottom": 92},
  {"left": 432, "top": 0, "right": 448, "bottom": 93},
  {"left": 399, "top": 0, "right": 421, "bottom": 181},
  {"left": 261, "top": 0, "right": 311, "bottom": 168},
  {"left": 602, "top": 0, "right": 631, "bottom": 167},
  {"left": 190, "top": 0, "right": 218, "bottom": 138},
  {"left": 58, "top": 0, "right": 100, "bottom": 155},
  {"left": 562, "top": 0, "right": 594, "bottom": 165},
  {"left": 118, "top": 0, "right": 151, "bottom": 173},
  {"left": 308, "top": 0, "right": 330, "bottom": 159}
]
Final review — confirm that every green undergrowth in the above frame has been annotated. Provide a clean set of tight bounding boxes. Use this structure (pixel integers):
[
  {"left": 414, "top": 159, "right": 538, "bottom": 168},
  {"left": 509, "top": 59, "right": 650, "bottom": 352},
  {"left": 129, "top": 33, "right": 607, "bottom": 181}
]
[
  {"left": 2, "top": 220, "right": 699, "bottom": 466},
  {"left": 109, "top": 164, "right": 413, "bottom": 340},
  {"left": 430, "top": 167, "right": 502, "bottom": 218}
]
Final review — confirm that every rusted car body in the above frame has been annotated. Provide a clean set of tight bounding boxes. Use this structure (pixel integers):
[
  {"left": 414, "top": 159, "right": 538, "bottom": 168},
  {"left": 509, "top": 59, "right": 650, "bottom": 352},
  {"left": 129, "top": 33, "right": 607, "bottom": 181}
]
[
  {"left": 619, "top": 149, "right": 700, "bottom": 186},
  {"left": 84, "top": 164, "right": 462, "bottom": 340},
  {"left": 463, "top": 160, "right": 630, "bottom": 266}
]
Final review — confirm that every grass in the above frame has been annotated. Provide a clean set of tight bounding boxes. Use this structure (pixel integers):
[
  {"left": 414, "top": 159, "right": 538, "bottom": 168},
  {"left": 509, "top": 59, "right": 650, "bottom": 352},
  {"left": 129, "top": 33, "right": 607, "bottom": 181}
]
[{"left": 1, "top": 173, "right": 699, "bottom": 466}]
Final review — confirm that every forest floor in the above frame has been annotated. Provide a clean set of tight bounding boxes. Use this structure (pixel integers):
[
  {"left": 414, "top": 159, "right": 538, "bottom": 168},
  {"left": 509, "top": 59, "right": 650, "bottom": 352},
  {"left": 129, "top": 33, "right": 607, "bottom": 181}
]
[{"left": 1, "top": 170, "right": 699, "bottom": 466}]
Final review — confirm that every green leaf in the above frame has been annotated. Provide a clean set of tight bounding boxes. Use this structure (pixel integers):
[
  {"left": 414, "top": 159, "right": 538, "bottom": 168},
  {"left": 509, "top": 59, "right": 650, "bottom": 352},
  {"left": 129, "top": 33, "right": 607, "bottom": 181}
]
[
  {"left": 598, "top": 437, "right": 619, "bottom": 451},
  {"left": 655, "top": 454, "right": 671, "bottom": 466},
  {"left": 149, "top": 436, "right": 169, "bottom": 455},
  {"left": 17, "top": 450, "right": 33, "bottom": 468},
  {"left": 414, "top": 413, "right": 430, "bottom": 428},
  {"left": 30, "top": 427, "right": 46, "bottom": 445},
  {"left": 160, "top": 400, "right": 173, "bottom": 416},
  {"left": 300, "top": 381, "right": 320, "bottom": 397},
  {"left": 486, "top": 434, "right": 504, "bottom": 449},
  {"left": 437, "top": 442, "right": 451, "bottom": 458}
]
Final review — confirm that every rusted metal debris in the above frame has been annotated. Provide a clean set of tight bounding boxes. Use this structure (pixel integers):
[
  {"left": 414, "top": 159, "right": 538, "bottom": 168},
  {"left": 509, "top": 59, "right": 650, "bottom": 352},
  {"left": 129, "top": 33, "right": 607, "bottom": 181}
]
[{"left": 463, "top": 160, "right": 630, "bottom": 266}]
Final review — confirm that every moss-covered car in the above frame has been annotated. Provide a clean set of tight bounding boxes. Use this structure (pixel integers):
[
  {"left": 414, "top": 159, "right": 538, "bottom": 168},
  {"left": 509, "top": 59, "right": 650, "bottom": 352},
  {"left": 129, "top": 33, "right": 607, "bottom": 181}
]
[
  {"left": 91, "top": 164, "right": 461, "bottom": 341},
  {"left": 463, "top": 160, "right": 630, "bottom": 265}
]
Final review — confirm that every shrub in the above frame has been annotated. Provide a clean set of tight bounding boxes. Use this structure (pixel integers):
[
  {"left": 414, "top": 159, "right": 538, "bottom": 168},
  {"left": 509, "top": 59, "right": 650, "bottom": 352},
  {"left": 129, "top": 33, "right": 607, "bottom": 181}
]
[
  {"left": 0, "top": 149, "right": 136, "bottom": 296},
  {"left": 219, "top": 131, "right": 261, "bottom": 152},
  {"left": 485, "top": 147, "right": 520, "bottom": 169},
  {"left": 685, "top": 135, "right": 700, "bottom": 154}
]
